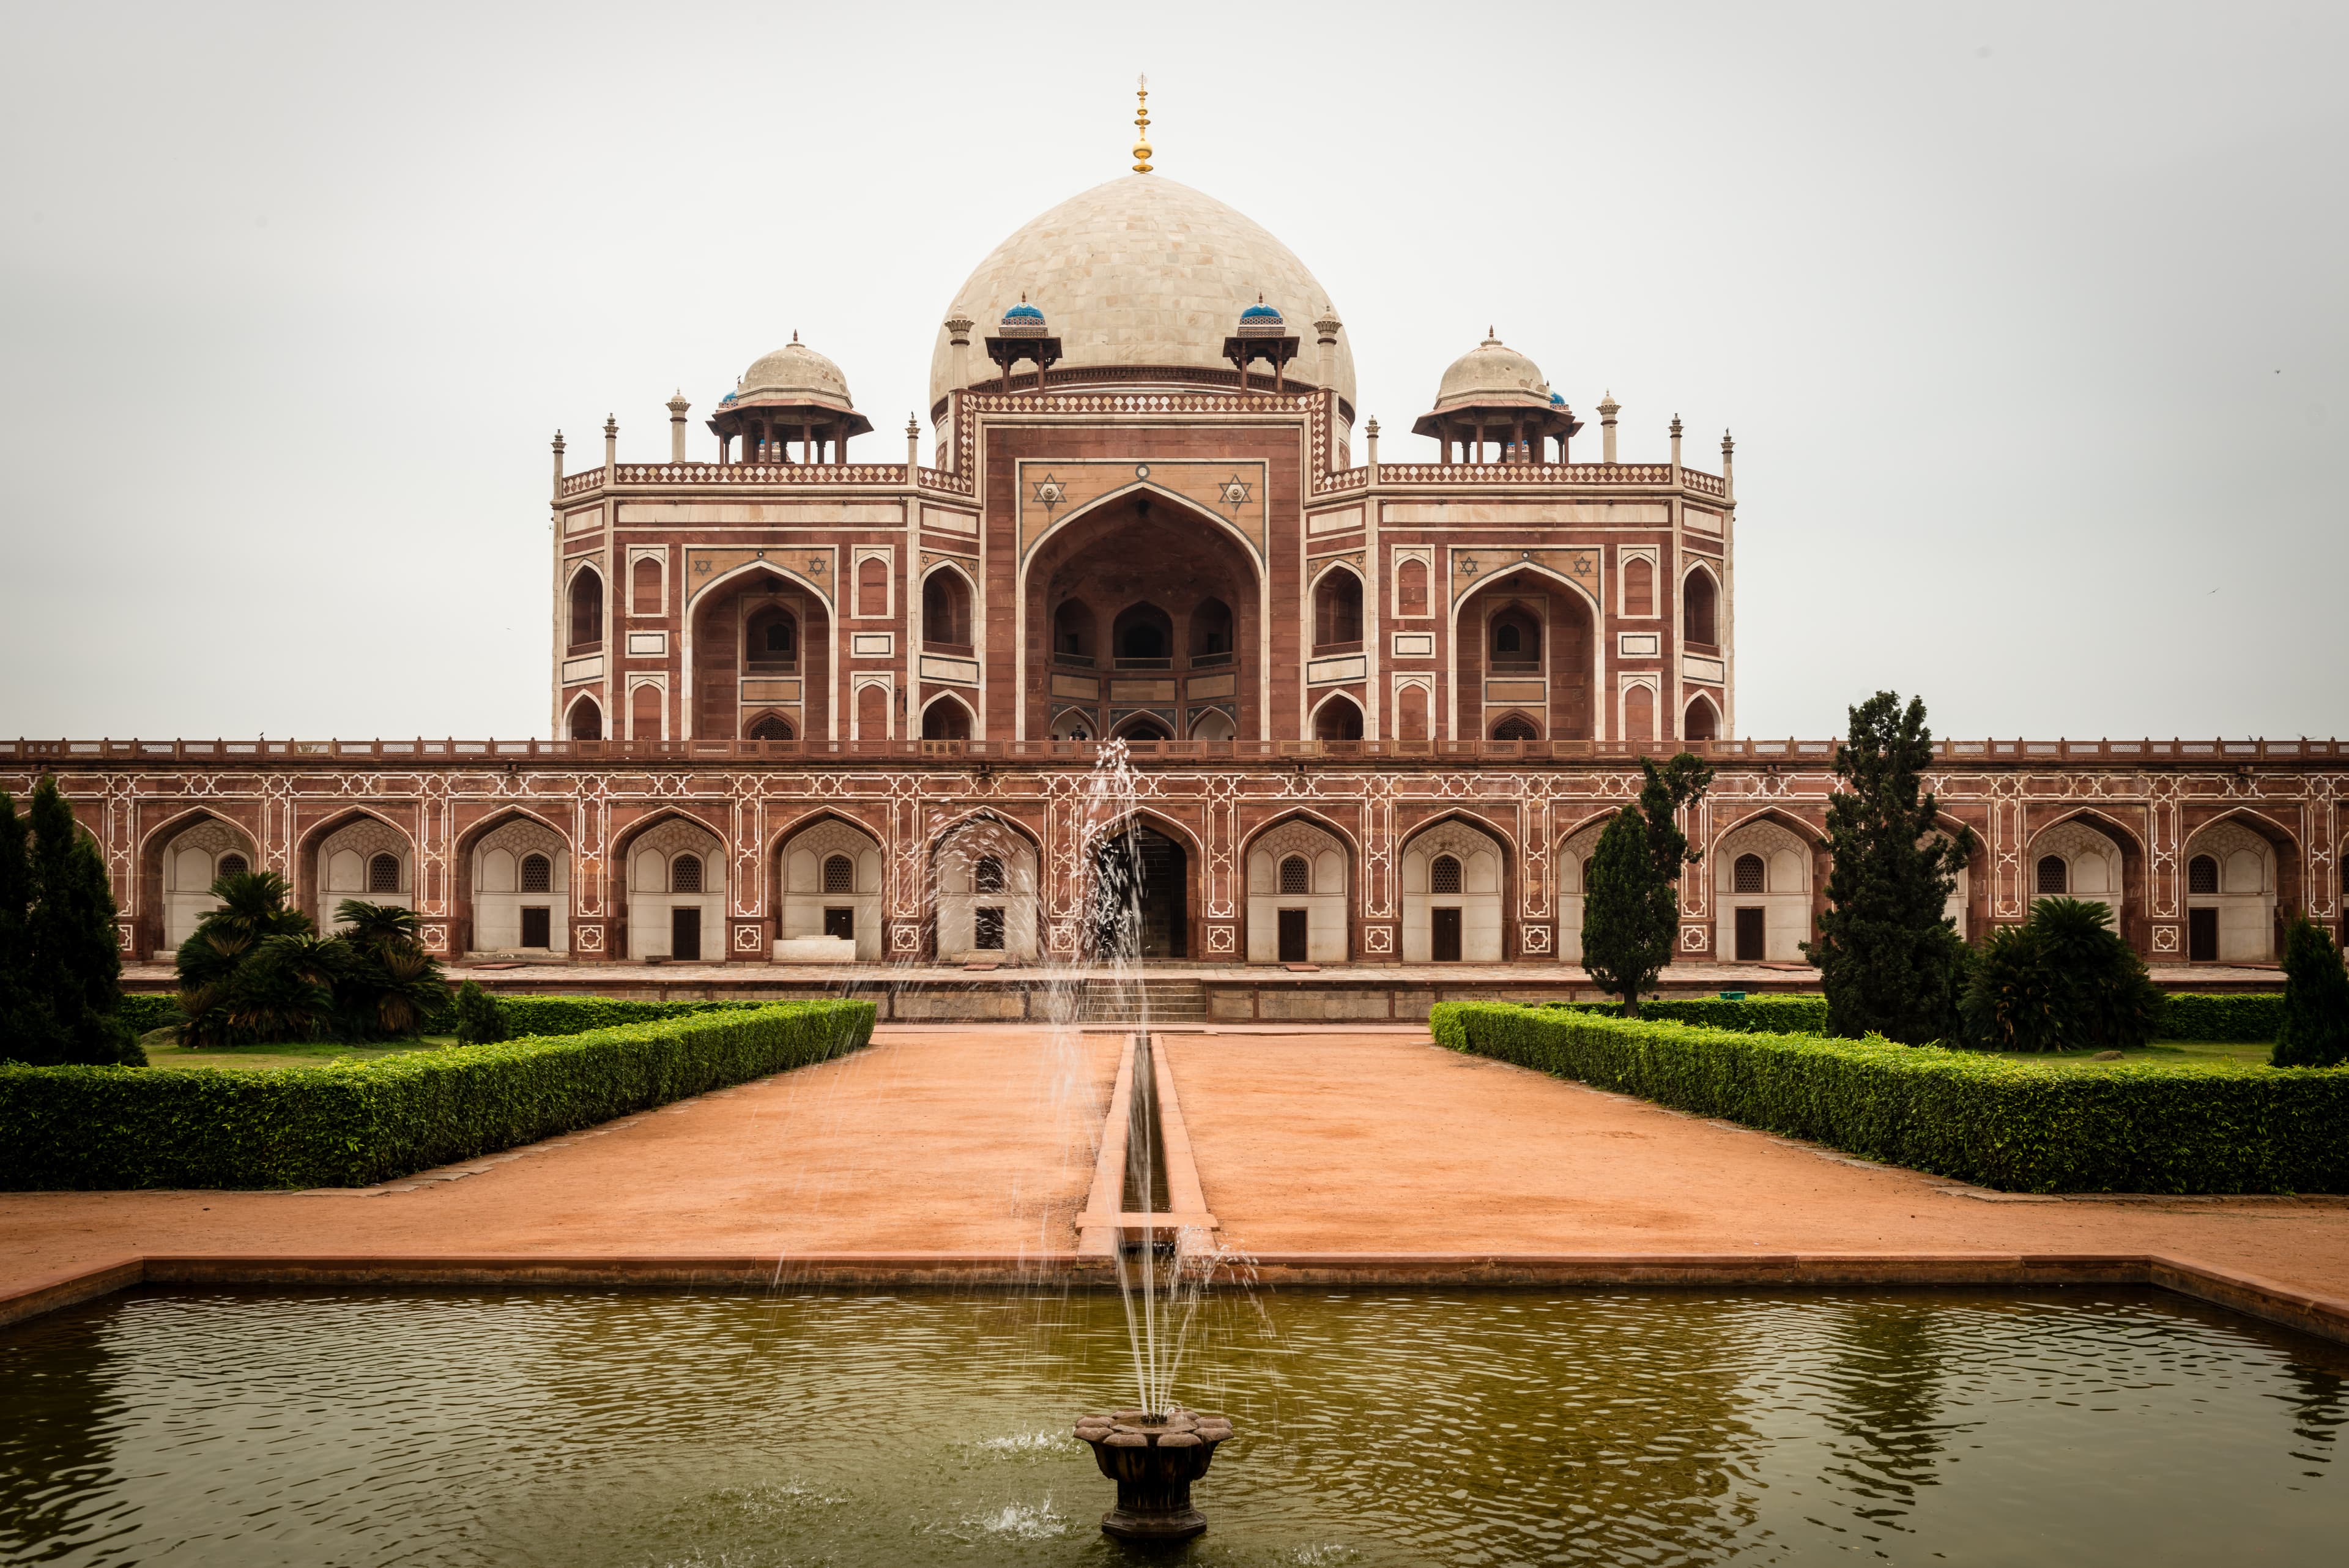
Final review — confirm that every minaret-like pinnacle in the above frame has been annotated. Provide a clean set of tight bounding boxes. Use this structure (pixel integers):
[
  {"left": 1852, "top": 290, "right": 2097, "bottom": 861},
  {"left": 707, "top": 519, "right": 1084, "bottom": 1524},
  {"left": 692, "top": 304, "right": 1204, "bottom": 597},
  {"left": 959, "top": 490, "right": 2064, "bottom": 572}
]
[{"left": 1132, "top": 75, "right": 1153, "bottom": 173}]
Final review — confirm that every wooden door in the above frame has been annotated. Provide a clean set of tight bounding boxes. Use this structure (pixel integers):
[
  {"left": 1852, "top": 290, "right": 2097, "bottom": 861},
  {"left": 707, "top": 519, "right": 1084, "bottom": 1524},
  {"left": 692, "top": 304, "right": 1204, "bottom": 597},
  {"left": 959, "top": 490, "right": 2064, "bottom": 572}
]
[
  {"left": 519, "top": 906, "right": 551, "bottom": 949},
  {"left": 670, "top": 905, "right": 702, "bottom": 961},
  {"left": 1277, "top": 908, "right": 1308, "bottom": 963},
  {"left": 823, "top": 907, "right": 855, "bottom": 941},
  {"left": 2188, "top": 907, "right": 2219, "bottom": 962},
  {"left": 1734, "top": 907, "right": 1765, "bottom": 962},
  {"left": 1431, "top": 907, "right": 1463, "bottom": 963}
]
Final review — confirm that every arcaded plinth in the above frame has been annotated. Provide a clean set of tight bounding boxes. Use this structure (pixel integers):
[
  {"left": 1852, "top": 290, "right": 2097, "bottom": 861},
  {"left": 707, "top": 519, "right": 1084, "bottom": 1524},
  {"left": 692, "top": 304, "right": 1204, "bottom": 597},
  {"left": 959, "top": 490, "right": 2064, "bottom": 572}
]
[{"left": 1074, "top": 1408, "right": 1234, "bottom": 1540}]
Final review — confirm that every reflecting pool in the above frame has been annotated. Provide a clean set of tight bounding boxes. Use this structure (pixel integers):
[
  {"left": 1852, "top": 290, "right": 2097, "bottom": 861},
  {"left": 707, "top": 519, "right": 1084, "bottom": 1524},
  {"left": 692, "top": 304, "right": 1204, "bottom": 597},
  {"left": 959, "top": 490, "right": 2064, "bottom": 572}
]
[{"left": 3, "top": 1287, "right": 2343, "bottom": 1564}]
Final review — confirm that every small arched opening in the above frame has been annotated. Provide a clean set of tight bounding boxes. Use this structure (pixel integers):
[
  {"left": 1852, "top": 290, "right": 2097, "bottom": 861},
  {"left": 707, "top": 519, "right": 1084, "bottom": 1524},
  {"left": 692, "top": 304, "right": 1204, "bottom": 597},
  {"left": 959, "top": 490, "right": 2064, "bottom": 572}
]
[
  {"left": 568, "top": 568, "right": 604, "bottom": 648},
  {"left": 1683, "top": 567, "right": 1720, "bottom": 648},
  {"left": 1053, "top": 598, "right": 1097, "bottom": 665},
  {"left": 1490, "top": 606, "right": 1542, "bottom": 670},
  {"left": 567, "top": 695, "right": 604, "bottom": 741},
  {"left": 746, "top": 711, "right": 794, "bottom": 742},
  {"left": 1312, "top": 693, "right": 1364, "bottom": 741},
  {"left": 1189, "top": 597, "right": 1234, "bottom": 666},
  {"left": 1685, "top": 693, "right": 1721, "bottom": 742},
  {"left": 1112, "top": 603, "right": 1174, "bottom": 667},
  {"left": 1491, "top": 712, "right": 1539, "bottom": 742},
  {"left": 1313, "top": 570, "right": 1364, "bottom": 652},
  {"left": 921, "top": 695, "right": 973, "bottom": 740},
  {"left": 744, "top": 606, "right": 798, "bottom": 673},
  {"left": 922, "top": 568, "right": 973, "bottom": 653}
]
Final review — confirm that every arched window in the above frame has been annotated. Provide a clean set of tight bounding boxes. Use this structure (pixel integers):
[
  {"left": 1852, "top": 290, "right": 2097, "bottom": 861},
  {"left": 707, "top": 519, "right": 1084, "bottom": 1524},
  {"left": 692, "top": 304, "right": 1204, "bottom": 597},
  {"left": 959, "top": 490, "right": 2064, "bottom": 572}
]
[
  {"left": 521, "top": 853, "right": 552, "bottom": 893},
  {"left": 1115, "top": 611, "right": 1170, "bottom": 663},
  {"left": 569, "top": 569, "right": 603, "bottom": 647},
  {"left": 2188, "top": 855, "right": 2219, "bottom": 895},
  {"left": 1684, "top": 568, "right": 1720, "bottom": 647},
  {"left": 922, "top": 569, "right": 971, "bottom": 650},
  {"left": 1279, "top": 855, "right": 1310, "bottom": 895},
  {"left": 569, "top": 697, "right": 603, "bottom": 740},
  {"left": 973, "top": 855, "right": 1005, "bottom": 894},
  {"left": 217, "top": 853, "right": 249, "bottom": 880},
  {"left": 1189, "top": 598, "right": 1233, "bottom": 664},
  {"left": 1313, "top": 695, "right": 1364, "bottom": 741},
  {"left": 1685, "top": 696, "right": 1720, "bottom": 742},
  {"left": 1429, "top": 855, "right": 1463, "bottom": 894},
  {"left": 747, "top": 713, "right": 793, "bottom": 741},
  {"left": 857, "top": 556, "right": 889, "bottom": 617},
  {"left": 1313, "top": 571, "right": 1362, "bottom": 650},
  {"left": 1490, "top": 608, "right": 1540, "bottom": 667},
  {"left": 1624, "top": 557, "right": 1654, "bottom": 617},
  {"left": 1397, "top": 559, "right": 1428, "bottom": 617},
  {"left": 1492, "top": 714, "right": 1538, "bottom": 742},
  {"left": 2036, "top": 855, "right": 2068, "bottom": 895},
  {"left": 1734, "top": 853, "right": 1765, "bottom": 893},
  {"left": 368, "top": 852, "right": 401, "bottom": 893},
  {"left": 1624, "top": 685, "right": 1654, "bottom": 742},
  {"left": 632, "top": 555, "right": 662, "bottom": 615},
  {"left": 1116, "top": 714, "right": 1173, "bottom": 742},
  {"left": 670, "top": 854, "right": 703, "bottom": 893},
  {"left": 631, "top": 684, "right": 663, "bottom": 740},
  {"left": 1054, "top": 600, "right": 1095, "bottom": 664},
  {"left": 823, "top": 853, "right": 855, "bottom": 893},
  {"left": 922, "top": 699, "right": 971, "bottom": 740}
]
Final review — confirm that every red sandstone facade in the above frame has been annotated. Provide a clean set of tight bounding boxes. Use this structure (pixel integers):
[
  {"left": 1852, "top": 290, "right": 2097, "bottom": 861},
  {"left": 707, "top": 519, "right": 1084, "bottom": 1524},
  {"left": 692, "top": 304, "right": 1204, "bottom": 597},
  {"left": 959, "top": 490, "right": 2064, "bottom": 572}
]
[{"left": 9, "top": 170, "right": 2326, "bottom": 972}]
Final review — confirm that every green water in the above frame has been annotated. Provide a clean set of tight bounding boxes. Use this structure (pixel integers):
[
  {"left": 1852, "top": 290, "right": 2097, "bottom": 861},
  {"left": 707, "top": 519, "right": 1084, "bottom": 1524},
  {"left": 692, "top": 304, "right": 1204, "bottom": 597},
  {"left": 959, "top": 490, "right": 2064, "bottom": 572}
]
[{"left": 2, "top": 1287, "right": 2343, "bottom": 1564}]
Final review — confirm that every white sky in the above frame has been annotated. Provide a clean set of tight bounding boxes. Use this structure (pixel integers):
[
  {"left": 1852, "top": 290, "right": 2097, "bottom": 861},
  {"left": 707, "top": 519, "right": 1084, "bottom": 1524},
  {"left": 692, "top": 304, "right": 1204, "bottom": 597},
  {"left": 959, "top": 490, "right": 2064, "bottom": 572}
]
[{"left": 1, "top": 1, "right": 2342, "bottom": 741}]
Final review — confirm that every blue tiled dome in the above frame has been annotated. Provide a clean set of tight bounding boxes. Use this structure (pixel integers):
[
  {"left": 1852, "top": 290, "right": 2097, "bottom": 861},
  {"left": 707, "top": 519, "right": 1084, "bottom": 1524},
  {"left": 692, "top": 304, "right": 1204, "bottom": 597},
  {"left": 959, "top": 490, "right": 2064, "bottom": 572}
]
[
  {"left": 1240, "top": 303, "right": 1282, "bottom": 323},
  {"left": 1549, "top": 391, "right": 1565, "bottom": 406},
  {"left": 1002, "top": 302, "right": 1045, "bottom": 324}
]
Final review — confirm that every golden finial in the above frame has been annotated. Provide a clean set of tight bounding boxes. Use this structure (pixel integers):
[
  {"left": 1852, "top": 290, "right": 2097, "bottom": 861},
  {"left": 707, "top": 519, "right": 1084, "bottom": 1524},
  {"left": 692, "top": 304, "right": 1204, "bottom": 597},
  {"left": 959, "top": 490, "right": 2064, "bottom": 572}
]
[{"left": 1132, "top": 73, "right": 1152, "bottom": 173}]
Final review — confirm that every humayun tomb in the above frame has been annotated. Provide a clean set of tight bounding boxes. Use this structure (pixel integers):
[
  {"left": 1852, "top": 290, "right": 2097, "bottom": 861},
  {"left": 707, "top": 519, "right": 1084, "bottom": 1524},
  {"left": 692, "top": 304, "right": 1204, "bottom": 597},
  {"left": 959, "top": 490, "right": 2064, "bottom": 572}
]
[{"left": 5, "top": 120, "right": 2337, "bottom": 995}]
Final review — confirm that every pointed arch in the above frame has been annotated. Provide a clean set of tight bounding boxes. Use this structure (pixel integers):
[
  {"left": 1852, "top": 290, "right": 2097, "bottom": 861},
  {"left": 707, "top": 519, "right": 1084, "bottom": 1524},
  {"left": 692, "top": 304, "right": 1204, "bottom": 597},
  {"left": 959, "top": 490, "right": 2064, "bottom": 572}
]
[
  {"left": 142, "top": 806, "right": 264, "bottom": 954},
  {"left": 458, "top": 806, "right": 575, "bottom": 955},
  {"left": 1398, "top": 810, "right": 1513, "bottom": 963},
  {"left": 1310, "top": 689, "right": 1365, "bottom": 741},
  {"left": 566, "top": 561, "right": 605, "bottom": 647},
  {"left": 1683, "top": 691, "right": 1721, "bottom": 742},
  {"left": 298, "top": 807, "right": 418, "bottom": 932},
  {"left": 565, "top": 691, "right": 604, "bottom": 740},
  {"left": 929, "top": 808, "right": 1044, "bottom": 961},
  {"left": 1682, "top": 560, "right": 1722, "bottom": 647},
  {"left": 1242, "top": 809, "right": 1356, "bottom": 964},
  {"left": 921, "top": 560, "right": 976, "bottom": 651},
  {"left": 921, "top": 691, "right": 976, "bottom": 740}
]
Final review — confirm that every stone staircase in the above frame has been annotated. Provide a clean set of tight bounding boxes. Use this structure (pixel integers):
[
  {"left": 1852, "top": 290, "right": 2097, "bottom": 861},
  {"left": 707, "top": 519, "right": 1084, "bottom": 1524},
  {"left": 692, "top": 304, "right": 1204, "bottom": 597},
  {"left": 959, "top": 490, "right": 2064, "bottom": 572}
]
[{"left": 1066, "top": 976, "right": 1210, "bottom": 1024}]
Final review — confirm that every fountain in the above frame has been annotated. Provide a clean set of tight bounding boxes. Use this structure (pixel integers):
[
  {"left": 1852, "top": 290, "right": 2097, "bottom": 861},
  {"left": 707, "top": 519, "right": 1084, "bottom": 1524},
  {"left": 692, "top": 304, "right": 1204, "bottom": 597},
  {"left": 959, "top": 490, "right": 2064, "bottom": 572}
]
[
  {"left": 1064, "top": 741, "right": 1239, "bottom": 1539},
  {"left": 1073, "top": 1407, "right": 1236, "bottom": 1540}
]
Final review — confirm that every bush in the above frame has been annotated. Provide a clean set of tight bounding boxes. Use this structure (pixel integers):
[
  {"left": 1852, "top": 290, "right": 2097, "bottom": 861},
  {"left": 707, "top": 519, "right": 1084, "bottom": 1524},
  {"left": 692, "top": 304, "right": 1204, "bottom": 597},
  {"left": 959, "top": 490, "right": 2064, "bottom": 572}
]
[
  {"left": 2273, "top": 919, "right": 2349, "bottom": 1068},
  {"left": 175, "top": 880, "right": 447, "bottom": 1047},
  {"left": 117, "top": 994, "right": 184, "bottom": 1034},
  {"left": 491, "top": 995, "right": 775, "bottom": 1037},
  {"left": 452, "top": 981, "right": 511, "bottom": 1046},
  {"left": 1432, "top": 1001, "right": 2349, "bottom": 1194},
  {"left": 1544, "top": 995, "right": 1832, "bottom": 1034},
  {"left": 0, "top": 999, "right": 876, "bottom": 1191},
  {"left": 2155, "top": 993, "right": 2283, "bottom": 1042},
  {"left": 0, "top": 778, "right": 142, "bottom": 1066},
  {"left": 1961, "top": 898, "right": 2162, "bottom": 1052}
]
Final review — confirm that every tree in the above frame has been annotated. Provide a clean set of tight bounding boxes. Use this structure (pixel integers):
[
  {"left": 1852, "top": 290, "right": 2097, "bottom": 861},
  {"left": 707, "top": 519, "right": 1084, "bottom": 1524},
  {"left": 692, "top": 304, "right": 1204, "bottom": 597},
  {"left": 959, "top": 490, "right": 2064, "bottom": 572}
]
[
  {"left": 0, "top": 778, "right": 142, "bottom": 1066},
  {"left": 2273, "top": 917, "right": 2349, "bottom": 1068},
  {"left": 332, "top": 900, "right": 446, "bottom": 1039},
  {"left": 1959, "top": 897, "right": 2161, "bottom": 1052},
  {"left": 1580, "top": 752, "right": 1715, "bottom": 1017},
  {"left": 176, "top": 871, "right": 321, "bottom": 1047},
  {"left": 1805, "top": 691, "right": 1975, "bottom": 1043}
]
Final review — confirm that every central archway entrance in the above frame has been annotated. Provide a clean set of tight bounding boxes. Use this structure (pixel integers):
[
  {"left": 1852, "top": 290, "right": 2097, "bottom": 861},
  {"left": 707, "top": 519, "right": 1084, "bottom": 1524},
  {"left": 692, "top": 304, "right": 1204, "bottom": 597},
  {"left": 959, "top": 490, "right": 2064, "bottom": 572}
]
[{"left": 1091, "top": 823, "right": 1188, "bottom": 959}]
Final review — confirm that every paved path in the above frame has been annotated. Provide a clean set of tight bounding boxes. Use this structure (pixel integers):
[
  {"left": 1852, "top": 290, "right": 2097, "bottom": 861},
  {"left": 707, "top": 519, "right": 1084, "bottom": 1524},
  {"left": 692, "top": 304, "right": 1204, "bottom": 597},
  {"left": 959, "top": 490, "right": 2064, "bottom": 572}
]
[
  {"left": 0, "top": 1029, "right": 1117, "bottom": 1294},
  {"left": 6, "top": 1027, "right": 2346, "bottom": 1314},
  {"left": 1166, "top": 1033, "right": 2349, "bottom": 1299}
]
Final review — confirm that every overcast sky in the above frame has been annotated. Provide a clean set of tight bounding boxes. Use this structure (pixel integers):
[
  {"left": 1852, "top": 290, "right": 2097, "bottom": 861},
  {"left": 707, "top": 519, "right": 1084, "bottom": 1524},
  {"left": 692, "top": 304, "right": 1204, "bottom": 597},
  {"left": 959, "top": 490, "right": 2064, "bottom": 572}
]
[{"left": 1, "top": 2, "right": 2342, "bottom": 741}]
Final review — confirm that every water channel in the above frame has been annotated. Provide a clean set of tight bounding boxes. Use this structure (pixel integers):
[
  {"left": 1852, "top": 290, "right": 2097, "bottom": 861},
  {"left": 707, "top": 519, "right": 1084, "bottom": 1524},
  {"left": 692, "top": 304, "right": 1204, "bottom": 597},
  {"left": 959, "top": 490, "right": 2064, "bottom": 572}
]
[{"left": 4, "top": 1285, "right": 2343, "bottom": 1564}]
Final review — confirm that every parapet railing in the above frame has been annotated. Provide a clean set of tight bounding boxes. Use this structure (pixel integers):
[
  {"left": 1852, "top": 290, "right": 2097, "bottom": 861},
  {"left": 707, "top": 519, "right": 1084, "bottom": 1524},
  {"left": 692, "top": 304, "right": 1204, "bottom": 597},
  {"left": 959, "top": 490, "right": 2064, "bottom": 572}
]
[
  {"left": 557, "top": 463, "right": 975, "bottom": 498},
  {"left": 6, "top": 737, "right": 2338, "bottom": 765},
  {"left": 1315, "top": 461, "right": 1726, "bottom": 496}
]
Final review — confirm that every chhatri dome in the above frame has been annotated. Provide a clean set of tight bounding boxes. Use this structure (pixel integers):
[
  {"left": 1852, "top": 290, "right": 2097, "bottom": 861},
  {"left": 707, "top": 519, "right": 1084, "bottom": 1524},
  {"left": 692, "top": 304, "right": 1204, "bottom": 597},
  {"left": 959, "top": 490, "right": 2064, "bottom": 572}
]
[
  {"left": 1430, "top": 331, "right": 1551, "bottom": 414},
  {"left": 927, "top": 173, "right": 1355, "bottom": 412}
]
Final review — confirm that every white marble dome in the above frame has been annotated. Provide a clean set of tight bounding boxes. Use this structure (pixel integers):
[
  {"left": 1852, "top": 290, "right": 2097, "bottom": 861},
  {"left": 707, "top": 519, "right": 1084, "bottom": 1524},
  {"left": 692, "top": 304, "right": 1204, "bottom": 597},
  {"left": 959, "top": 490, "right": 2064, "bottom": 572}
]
[
  {"left": 738, "top": 336, "right": 856, "bottom": 411},
  {"left": 928, "top": 175, "right": 1352, "bottom": 410},
  {"left": 1433, "top": 332, "right": 1551, "bottom": 412}
]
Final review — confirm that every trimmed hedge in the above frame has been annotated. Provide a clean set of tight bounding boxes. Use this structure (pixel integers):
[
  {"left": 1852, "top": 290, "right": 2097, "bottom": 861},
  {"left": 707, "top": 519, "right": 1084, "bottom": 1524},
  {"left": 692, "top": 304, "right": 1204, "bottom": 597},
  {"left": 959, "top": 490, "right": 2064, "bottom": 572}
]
[
  {"left": 1432, "top": 1001, "right": 2348, "bottom": 1194},
  {"left": 109, "top": 991, "right": 774, "bottom": 1046},
  {"left": 117, "top": 993, "right": 184, "bottom": 1035},
  {"left": 1538, "top": 991, "right": 2283, "bottom": 1044},
  {"left": 0, "top": 999, "right": 875, "bottom": 1191},
  {"left": 2156, "top": 993, "right": 2284, "bottom": 1043}
]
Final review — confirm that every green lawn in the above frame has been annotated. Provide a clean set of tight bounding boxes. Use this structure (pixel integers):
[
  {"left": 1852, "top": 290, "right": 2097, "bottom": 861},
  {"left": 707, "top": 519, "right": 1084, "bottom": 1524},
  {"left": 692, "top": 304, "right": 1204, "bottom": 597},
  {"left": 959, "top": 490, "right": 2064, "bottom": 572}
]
[
  {"left": 143, "top": 1034, "right": 462, "bottom": 1071},
  {"left": 1991, "top": 1039, "right": 2276, "bottom": 1068}
]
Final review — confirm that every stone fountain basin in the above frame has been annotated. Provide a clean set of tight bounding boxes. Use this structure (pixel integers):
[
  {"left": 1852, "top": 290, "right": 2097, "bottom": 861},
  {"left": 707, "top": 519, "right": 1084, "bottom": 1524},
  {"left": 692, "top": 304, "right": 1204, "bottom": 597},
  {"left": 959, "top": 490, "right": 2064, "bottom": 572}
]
[{"left": 1075, "top": 1409, "right": 1235, "bottom": 1540}]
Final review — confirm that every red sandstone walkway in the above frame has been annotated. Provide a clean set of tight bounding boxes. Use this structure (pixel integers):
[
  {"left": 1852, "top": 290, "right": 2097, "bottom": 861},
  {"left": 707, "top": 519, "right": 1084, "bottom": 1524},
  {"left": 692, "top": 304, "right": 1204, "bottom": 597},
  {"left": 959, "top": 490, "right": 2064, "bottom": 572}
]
[
  {"left": 1165, "top": 1032, "right": 2349, "bottom": 1300},
  {"left": 0, "top": 1029, "right": 1118, "bottom": 1294},
  {"left": 6, "top": 1027, "right": 2347, "bottom": 1320}
]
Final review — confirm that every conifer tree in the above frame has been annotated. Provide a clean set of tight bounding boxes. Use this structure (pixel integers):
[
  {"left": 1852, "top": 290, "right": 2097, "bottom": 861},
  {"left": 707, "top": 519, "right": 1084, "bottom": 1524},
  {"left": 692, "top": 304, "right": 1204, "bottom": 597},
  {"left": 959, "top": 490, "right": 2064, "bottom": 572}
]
[
  {"left": 2273, "top": 916, "right": 2349, "bottom": 1068},
  {"left": 1806, "top": 691, "right": 1975, "bottom": 1043},
  {"left": 1580, "top": 752, "right": 1715, "bottom": 1017},
  {"left": 1, "top": 777, "right": 141, "bottom": 1065}
]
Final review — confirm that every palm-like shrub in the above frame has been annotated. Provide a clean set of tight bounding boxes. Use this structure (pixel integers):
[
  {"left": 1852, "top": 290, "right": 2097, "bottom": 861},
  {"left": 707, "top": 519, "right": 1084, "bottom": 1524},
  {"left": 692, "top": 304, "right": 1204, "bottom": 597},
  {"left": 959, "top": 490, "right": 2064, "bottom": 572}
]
[
  {"left": 331, "top": 900, "right": 447, "bottom": 1039},
  {"left": 452, "top": 979, "right": 511, "bottom": 1045},
  {"left": 1959, "top": 897, "right": 2161, "bottom": 1053},
  {"left": 174, "top": 880, "right": 445, "bottom": 1046},
  {"left": 2273, "top": 917, "right": 2349, "bottom": 1068}
]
